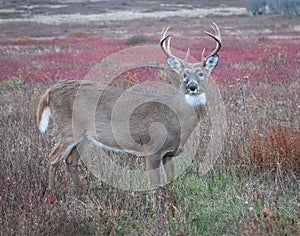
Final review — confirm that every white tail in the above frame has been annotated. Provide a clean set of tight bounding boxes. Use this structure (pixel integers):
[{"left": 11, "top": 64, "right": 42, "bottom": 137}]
[
  {"left": 39, "top": 107, "right": 51, "bottom": 133},
  {"left": 37, "top": 23, "right": 222, "bottom": 191},
  {"left": 36, "top": 89, "right": 51, "bottom": 133}
]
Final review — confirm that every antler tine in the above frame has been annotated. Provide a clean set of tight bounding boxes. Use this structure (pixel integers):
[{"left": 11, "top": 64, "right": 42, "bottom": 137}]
[
  {"left": 201, "top": 48, "right": 206, "bottom": 63},
  {"left": 202, "top": 22, "right": 222, "bottom": 63},
  {"left": 160, "top": 26, "right": 187, "bottom": 64},
  {"left": 184, "top": 47, "right": 190, "bottom": 62},
  {"left": 206, "top": 22, "right": 222, "bottom": 42},
  {"left": 160, "top": 27, "right": 173, "bottom": 58},
  {"left": 160, "top": 27, "right": 170, "bottom": 43}
]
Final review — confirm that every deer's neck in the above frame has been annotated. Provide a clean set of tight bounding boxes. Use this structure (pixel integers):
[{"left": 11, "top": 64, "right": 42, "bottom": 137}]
[{"left": 193, "top": 103, "right": 207, "bottom": 120}]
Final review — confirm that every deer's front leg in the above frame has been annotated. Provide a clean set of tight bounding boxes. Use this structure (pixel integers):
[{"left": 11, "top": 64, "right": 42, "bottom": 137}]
[{"left": 163, "top": 156, "right": 174, "bottom": 183}]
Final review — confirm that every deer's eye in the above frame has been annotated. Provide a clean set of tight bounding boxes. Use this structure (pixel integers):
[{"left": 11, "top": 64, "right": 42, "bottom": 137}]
[
  {"left": 183, "top": 73, "right": 188, "bottom": 83},
  {"left": 198, "top": 72, "right": 204, "bottom": 77}
]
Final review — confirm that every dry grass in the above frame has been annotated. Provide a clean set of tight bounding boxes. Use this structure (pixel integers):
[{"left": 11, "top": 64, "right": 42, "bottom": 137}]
[
  {"left": 0, "top": 73, "right": 299, "bottom": 235},
  {"left": 245, "top": 125, "right": 300, "bottom": 175}
]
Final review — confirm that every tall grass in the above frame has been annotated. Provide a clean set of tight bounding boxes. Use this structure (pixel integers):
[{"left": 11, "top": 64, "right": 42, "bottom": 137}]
[{"left": 0, "top": 70, "right": 299, "bottom": 235}]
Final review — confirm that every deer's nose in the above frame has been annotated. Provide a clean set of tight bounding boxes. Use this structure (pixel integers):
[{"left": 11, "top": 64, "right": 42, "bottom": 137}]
[{"left": 188, "top": 82, "right": 197, "bottom": 92}]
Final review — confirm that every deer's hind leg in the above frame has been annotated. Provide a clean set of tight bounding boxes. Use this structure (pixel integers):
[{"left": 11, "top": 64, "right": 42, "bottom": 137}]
[
  {"left": 65, "top": 137, "right": 91, "bottom": 191},
  {"left": 48, "top": 139, "right": 74, "bottom": 192}
]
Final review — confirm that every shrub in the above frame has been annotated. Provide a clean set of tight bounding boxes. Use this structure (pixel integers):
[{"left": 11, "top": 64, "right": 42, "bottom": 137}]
[
  {"left": 126, "top": 35, "right": 151, "bottom": 45},
  {"left": 247, "top": 0, "right": 300, "bottom": 15},
  {"left": 235, "top": 125, "right": 300, "bottom": 175}
]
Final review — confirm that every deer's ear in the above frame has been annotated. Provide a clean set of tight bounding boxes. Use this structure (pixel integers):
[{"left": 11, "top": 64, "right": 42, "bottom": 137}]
[
  {"left": 167, "top": 57, "right": 183, "bottom": 74},
  {"left": 205, "top": 54, "right": 219, "bottom": 73}
]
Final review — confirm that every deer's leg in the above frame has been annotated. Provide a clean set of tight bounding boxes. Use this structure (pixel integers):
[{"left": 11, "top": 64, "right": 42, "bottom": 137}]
[
  {"left": 162, "top": 156, "right": 175, "bottom": 183},
  {"left": 65, "top": 137, "right": 90, "bottom": 191},
  {"left": 48, "top": 137, "right": 81, "bottom": 192},
  {"left": 146, "top": 155, "right": 162, "bottom": 188},
  {"left": 48, "top": 144, "right": 60, "bottom": 192},
  {"left": 65, "top": 146, "right": 82, "bottom": 189},
  {"left": 48, "top": 141, "right": 70, "bottom": 191}
]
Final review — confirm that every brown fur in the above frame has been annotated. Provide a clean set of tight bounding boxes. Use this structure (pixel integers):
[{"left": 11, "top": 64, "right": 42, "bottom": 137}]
[{"left": 37, "top": 25, "right": 221, "bottom": 192}]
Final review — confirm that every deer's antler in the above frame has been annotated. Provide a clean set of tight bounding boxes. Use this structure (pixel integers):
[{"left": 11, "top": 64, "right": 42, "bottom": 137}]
[
  {"left": 161, "top": 23, "right": 221, "bottom": 65},
  {"left": 201, "top": 22, "right": 222, "bottom": 64},
  {"left": 160, "top": 27, "right": 190, "bottom": 65}
]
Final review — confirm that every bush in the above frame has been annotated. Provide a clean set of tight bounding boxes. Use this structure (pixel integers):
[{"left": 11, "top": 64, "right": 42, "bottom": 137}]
[
  {"left": 247, "top": 125, "right": 300, "bottom": 175},
  {"left": 247, "top": 0, "right": 300, "bottom": 15}
]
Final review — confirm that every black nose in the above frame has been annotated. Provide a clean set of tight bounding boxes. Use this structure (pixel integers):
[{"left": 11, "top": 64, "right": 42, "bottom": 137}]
[{"left": 188, "top": 82, "right": 197, "bottom": 92}]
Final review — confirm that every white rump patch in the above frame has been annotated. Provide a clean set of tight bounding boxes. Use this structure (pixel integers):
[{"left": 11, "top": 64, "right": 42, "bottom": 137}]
[
  {"left": 185, "top": 93, "right": 206, "bottom": 107},
  {"left": 39, "top": 107, "right": 51, "bottom": 133}
]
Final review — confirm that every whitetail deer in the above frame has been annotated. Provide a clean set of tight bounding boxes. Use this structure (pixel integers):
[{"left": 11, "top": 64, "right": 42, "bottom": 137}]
[{"left": 37, "top": 23, "right": 221, "bottom": 192}]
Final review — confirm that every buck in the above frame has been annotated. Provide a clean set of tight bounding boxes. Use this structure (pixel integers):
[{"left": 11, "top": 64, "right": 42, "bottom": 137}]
[{"left": 37, "top": 23, "right": 221, "bottom": 192}]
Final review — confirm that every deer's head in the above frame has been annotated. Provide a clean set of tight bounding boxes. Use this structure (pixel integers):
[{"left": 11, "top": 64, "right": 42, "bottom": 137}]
[{"left": 160, "top": 23, "right": 222, "bottom": 107}]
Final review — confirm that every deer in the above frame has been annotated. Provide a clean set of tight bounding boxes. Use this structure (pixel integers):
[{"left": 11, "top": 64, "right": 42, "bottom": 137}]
[{"left": 36, "top": 23, "right": 222, "bottom": 192}]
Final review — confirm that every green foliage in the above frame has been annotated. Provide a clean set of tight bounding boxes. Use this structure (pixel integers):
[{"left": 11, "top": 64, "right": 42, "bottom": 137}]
[
  {"left": 7, "top": 77, "right": 25, "bottom": 87},
  {"left": 3, "top": 71, "right": 26, "bottom": 88}
]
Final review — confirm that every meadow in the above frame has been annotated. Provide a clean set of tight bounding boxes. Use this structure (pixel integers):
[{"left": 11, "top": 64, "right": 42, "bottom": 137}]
[{"left": 0, "top": 13, "right": 299, "bottom": 235}]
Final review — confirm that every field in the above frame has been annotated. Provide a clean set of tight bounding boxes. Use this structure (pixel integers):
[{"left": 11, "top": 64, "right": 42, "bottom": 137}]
[{"left": 0, "top": 1, "right": 300, "bottom": 235}]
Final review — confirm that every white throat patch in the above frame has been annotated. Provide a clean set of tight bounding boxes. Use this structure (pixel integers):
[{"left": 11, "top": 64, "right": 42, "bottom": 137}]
[{"left": 185, "top": 93, "right": 206, "bottom": 107}]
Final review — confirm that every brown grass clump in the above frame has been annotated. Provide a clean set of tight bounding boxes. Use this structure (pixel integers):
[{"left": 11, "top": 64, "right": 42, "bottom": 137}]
[
  {"left": 244, "top": 205, "right": 300, "bottom": 235},
  {"left": 236, "top": 125, "right": 300, "bottom": 175}
]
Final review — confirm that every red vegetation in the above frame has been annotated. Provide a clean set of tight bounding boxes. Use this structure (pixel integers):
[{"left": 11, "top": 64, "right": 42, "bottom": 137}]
[
  {"left": 0, "top": 37, "right": 126, "bottom": 83},
  {"left": 1, "top": 35, "right": 299, "bottom": 85}
]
